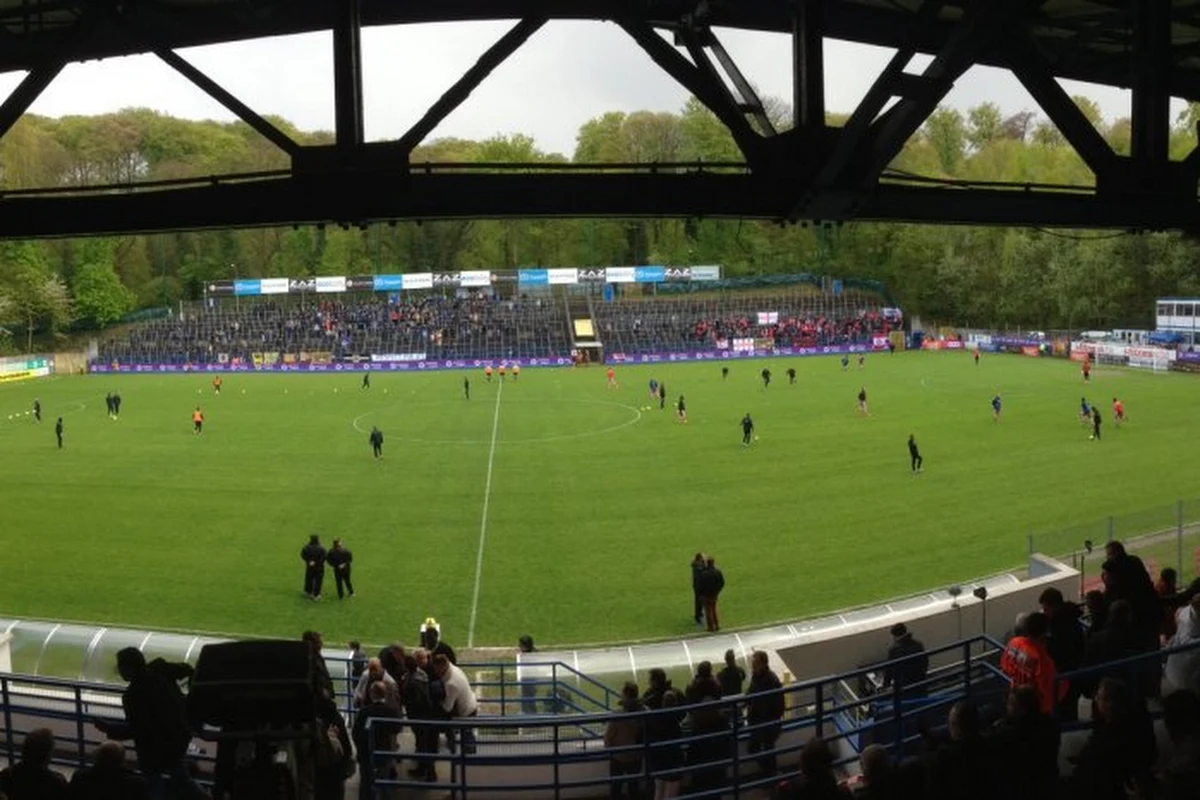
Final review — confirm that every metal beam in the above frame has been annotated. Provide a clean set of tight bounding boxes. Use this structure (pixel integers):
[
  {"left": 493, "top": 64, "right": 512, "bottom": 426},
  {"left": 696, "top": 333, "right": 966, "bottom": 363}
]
[
  {"left": 705, "top": 31, "right": 776, "bottom": 136},
  {"left": 333, "top": 0, "right": 364, "bottom": 151},
  {"left": 619, "top": 16, "right": 763, "bottom": 166},
  {"left": 0, "top": 61, "right": 63, "bottom": 140},
  {"left": 154, "top": 49, "right": 300, "bottom": 158},
  {"left": 397, "top": 17, "right": 546, "bottom": 155},
  {"left": 793, "top": 0, "right": 825, "bottom": 135},
  {"left": 1130, "top": 0, "right": 1171, "bottom": 173},
  {"left": 1008, "top": 33, "right": 1117, "bottom": 183}
]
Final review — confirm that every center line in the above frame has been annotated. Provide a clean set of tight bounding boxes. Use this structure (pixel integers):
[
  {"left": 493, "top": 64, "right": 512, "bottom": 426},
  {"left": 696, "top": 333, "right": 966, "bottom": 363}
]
[{"left": 467, "top": 379, "right": 503, "bottom": 647}]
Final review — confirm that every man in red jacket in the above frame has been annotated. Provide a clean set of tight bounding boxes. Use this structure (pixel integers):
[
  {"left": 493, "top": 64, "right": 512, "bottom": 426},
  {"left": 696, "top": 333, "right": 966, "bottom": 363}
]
[{"left": 1000, "top": 612, "right": 1067, "bottom": 715}]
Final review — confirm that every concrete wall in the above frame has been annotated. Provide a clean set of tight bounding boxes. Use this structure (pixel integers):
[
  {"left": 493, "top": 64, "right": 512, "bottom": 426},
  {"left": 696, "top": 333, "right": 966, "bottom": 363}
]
[
  {"left": 776, "top": 555, "right": 1078, "bottom": 684},
  {"left": 0, "top": 632, "right": 10, "bottom": 673}
]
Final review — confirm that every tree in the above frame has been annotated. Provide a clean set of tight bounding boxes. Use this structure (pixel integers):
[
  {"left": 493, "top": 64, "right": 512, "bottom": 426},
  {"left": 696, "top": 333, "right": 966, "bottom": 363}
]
[
  {"left": 1000, "top": 111, "right": 1036, "bottom": 142},
  {"left": 73, "top": 262, "right": 136, "bottom": 328},
  {"left": 966, "top": 102, "right": 1004, "bottom": 151},
  {"left": 924, "top": 107, "right": 966, "bottom": 174},
  {"left": 1072, "top": 95, "right": 1105, "bottom": 131}
]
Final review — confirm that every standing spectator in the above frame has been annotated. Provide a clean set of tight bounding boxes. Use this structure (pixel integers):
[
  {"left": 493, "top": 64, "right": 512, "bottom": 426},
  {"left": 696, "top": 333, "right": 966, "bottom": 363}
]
[
  {"left": 1159, "top": 690, "right": 1200, "bottom": 800},
  {"left": 378, "top": 642, "right": 406, "bottom": 688},
  {"left": 642, "top": 668, "right": 673, "bottom": 710},
  {"left": 999, "top": 612, "right": 1062, "bottom": 714},
  {"left": 697, "top": 557, "right": 725, "bottom": 632},
  {"left": 603, "top": 682, "right": 645, "bottom": 798},
  {"left": 351, "top": 682, "right": 399, "bottom": 800},
  {"left": 690, "top": 553, "right": 706, "bottom": 626},
  {"left": 645, "top": 690, "right": 685, "bottom": 800},
  {"left": 745, "top": 651, "right": 785, "bottom": 778},
  {"left": 1067, "top": 678, "right": 1156, "bottom": 800},
  {"left": 1165, "top": 595, "right": 1200, "bottom": 694},
  {"left": 302, "top": 630, "right": 336, "bottom": 704},
  {"left": 1038, "top": 587, "right": 1085, "bottom": 718},
  {"left": 685, "top": 662, "right": 726, "bottom": 794},
  {"left": 301, "top": 534, "right": 327, "bottom": 601},
  {"left": 348, "top": 641, "right": 368, "bottom": 681},
  {"left": 987, "top": 685, "right": 1060, "bottom": 800},
  {"left": 0, "top": 728, "right": 69, "bottom": 800},
  {"left": 882, "top": 624, "right": 928, "bottom": 696},
  {"left": 404, "top": 650, "right": 438, "bottom": 782},
  {"left": 1084, "top": 589, "right": 1110, "bottom": 635},
  {"left": 94, "top": 648, "right": 206, "bottom": 800},
  {"left": 517, "top": 635, "right": 542, "bottom": 714},
  {"left": 313, "top": 694, "right": 354, "bottom": 800},
  {"left": 327, "top": 538, "right": 354, "bottom": 599},
  {"left": 353, "top": 658, "right": 400, "bottom": 712},
  {"left": 717, "top": 649, "right": 745, "bottom": 697},
  {"left": 434, "top": 654, "right": 479, "bottom": 755},
  {"left": 69, "top": 741, "right": 150, "bottom": 800},
  {"left": 1157, "top": 567, "right": 1180, "bottom": 639},
  {"left": 420, "top": 619, "right": 458, "bottom": 664},
  {"left": 1080, "top": 600, "right": 1152, "bottom": 701}
]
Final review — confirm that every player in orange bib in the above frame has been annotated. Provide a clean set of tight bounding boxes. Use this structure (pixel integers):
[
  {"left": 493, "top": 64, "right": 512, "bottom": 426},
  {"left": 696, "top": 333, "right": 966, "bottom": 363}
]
[
  {"left": 192, "top": 407, "right": 204, "bottom": 435},
  {"left": 1112, "top": 397, "right": 1126, "bottom": 425},
  {"left": 498, "top": 364, "right": 507, "bottom": 380},
  {"left": 606, "top": 367, "right": 617, "bottom": 389},
  {"left": 213, "top": 375, "right": 223, "bottom": 395},
  {"left": 485, "top": 365, "right": 493, "bottom": 382},
  {"left": 512, "top": 364, "right": 521, "bottom": 381}
]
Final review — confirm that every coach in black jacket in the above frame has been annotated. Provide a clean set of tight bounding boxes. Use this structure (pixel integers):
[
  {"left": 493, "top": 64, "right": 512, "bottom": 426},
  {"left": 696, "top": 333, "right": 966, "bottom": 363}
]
[{"left": 302, "top": 534, "right": 327, "bottom": 600}]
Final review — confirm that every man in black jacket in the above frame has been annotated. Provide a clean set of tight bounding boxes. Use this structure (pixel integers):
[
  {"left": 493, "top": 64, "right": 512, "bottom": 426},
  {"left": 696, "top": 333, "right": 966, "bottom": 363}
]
[
  {"left": 352, "top": 682, "right": 399, "bottom": 799},
  {"left": 746, "top": 651, "right": 785, "bottom": 776},
  {"left": 327, "top": 538, "right": 355, "bottom": 599},
  {"left": 405, "top": 649, "right": 438, "bottom": 782},
  {"left": 302, "top": 534, "right": 327, "bottom": 600},
  {"left": 94, "top": 648, "right": 205, "bottom": 800},
  {"left": 882, "top": 623, "right": 929, "bottom": 696},
  {"left": 1039, "top": 587, "right": 1086, "bottom": 718},
  {"left": 691, "top": 553, "right": 706, "bottom": 625},
  {"left": 697, "top": 557, "right": 725, "bottom": 633}
]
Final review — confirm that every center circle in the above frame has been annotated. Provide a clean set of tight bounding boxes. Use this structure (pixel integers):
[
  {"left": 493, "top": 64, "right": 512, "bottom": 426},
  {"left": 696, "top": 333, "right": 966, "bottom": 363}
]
[{"left": 352, "top": 398, "right": 642, "bottom": 445}]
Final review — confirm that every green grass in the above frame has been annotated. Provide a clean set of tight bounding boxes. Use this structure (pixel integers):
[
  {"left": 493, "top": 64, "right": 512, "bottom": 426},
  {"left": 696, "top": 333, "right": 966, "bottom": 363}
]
[{"left": 1, "top": 353, "right": 1198, "bottom": 650}]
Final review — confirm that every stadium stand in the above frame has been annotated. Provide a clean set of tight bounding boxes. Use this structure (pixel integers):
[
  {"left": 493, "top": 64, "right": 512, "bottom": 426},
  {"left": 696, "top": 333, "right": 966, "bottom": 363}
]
[{"left": 97, "top": 294, "right": 573, "bottom": 365}]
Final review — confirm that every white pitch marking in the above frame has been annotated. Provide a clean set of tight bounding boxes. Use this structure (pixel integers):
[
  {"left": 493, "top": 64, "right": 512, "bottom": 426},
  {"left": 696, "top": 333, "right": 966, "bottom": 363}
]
[{"left": 467, "top": 379, "right": 504, "bottom": 647}]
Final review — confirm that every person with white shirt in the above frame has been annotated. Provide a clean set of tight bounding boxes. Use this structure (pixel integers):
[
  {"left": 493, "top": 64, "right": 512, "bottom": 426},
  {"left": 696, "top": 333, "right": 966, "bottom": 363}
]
[
  {"left": 434, "top": 654, "right": 478, "bottom": 754},
  {"left": 1165, "top": 595, "right": 1200, "bottom": 694}
]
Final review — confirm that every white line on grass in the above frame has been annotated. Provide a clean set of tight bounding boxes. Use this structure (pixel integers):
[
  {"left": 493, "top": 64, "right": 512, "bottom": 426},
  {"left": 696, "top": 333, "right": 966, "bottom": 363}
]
[{"left": 467, "top": 380, "right": 504, "bottom": 647}]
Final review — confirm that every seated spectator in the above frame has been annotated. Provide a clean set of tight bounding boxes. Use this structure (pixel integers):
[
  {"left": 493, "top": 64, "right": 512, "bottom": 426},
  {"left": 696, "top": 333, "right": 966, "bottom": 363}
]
[
  {"left": 1084, "top": 590, "right": 1109, "bottom": 636},
  {"left": 921, "top": 701, "right": 997, "bottom": 800},
  {"left": 1159, "top": 690, "right": 1200, "bottom": 800},
  {"left": 848, "top": 744, "right": 904, "bottom": 799},
  {"left": 778, "top": 738, "right": 852, "bottom": 800},
  {"left": 717, "top": 649, "right": 745, "bottom": 697},
  {"left": 999, "top": 611, "right": 1063, "bottom": 714},
  {"left": 988, "top": 685, "right": 1059, "bottom": 800},
  {"left": 354, "top": 657, "right": 400, "bottom": 711},
  {"left": 0, "top": 728, "right": 68, "bottom": 800},
  {"left": 881, "top": 624, "right": 928, "bottom": 696},
  {"left": 68, "top": 741, "right": 149, "bottom": 800},
  {"left": 603, "top": 682, "right": 644, "bottom": 799},
  {"left": 1067, "top": 677, "right": 1156, "bottom": 800},
  {"left": 1164, "top": 594, "right": 1200, "bottom": 694}
]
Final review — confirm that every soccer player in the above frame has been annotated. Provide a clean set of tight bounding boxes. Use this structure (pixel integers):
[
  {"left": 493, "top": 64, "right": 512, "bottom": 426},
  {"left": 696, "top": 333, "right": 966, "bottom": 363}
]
[
  {"left": 721, "top": 366, "right": 729, "bottom": 380},
  {"left": 512, "top": 364, "right": 520, "bottom": 381},
  {"left": 498, "top": 363, "right": 506, "bottom": 381},
  {"left": 974, "top": 349, "right": 981, "bottom": 366},
  {"left": 857, "top": 387, "right": 868, "bottom": 415},
  {"left": 649, "top": 378, "right": 659, "bottom": 401},
  {"left": 369, "top": 426, "right": 384, "bottom": 459},
  {"left": 787, "top": 367, "right": 797, "bottom": 385},
  {"left": 908, "top": 435, "right": 923, "bottom": 473},
  {"left": 858, "top": 355, "right": 866, "bottom": 369},
  {"left": 485, "top": 365, "right": 493, "bottom": 382},
  {"left": 327, "top": 537, "right": 355, "bottom": 599},
  {"left": 1091, "top": 407, "right": 1102, "bottom": 440},
  {"left": 841, "top": 354, "right": 850, "bottom": 371},
  {"left": 741, "top": 413, "right": 754, "bottom": 446},
  {"left": 105, "top": 393, "right": 115, "bottom": 418},
  {"left": 606, "top": 367, "right": 617, "bottom": 389},
  {"left": 55, "top": 417, "right": 63, "bottom": 449},
  {"left": 1080, "top": 397, "right": 1092, "bottom": 423},
  {"left": 32, "top": 398, "right": 41, "bottom": 422},
  {"left": 658, "top": 383, "right": 667, "bottom": 411},
  {"left": 464, "top": 377, "right": 470, "bottom": 400},
  {"left": 112, "top": 393, "right": 121, "bottom": 419},
  {"left": 1082, "top": 358, "right": 1092, "bottom": 383},
  {"left": 1113, "top": 397, "right": 1126, "bottom": 425},
  {"left": 992, "top": 393, "right": 1002, "bottom": 422},
  {"left": 192, "top": 406, "right": 204, "bottom": 435},
  {"left": 213, "top": 375, "right": 223, "bottom": 394},
  {"left": 677, "top": 395, "right": 687, "bottom": 423},
  {"left": 761, "top": 368, "right": 771, "bottom": 388},
  {"left": 362, "top": 371, "right": 371, "bottom": 390}
]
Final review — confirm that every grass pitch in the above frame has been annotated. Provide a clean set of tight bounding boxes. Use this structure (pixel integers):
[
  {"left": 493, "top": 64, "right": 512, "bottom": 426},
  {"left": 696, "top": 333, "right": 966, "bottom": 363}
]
[{"left": 1, "top": 352, "right": 1197, "bottom": 650}]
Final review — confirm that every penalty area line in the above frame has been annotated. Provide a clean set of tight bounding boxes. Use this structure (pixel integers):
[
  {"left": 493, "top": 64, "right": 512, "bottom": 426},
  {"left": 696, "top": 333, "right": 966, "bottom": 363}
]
[{"left": 467, "top": 380, "right": 503, "bottom": 647}]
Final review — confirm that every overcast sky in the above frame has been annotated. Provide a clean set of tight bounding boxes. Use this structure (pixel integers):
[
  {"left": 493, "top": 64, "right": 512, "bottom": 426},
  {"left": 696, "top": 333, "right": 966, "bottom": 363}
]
[{"left": 0, "top": 21, "right": 1184, "bottom": 158}]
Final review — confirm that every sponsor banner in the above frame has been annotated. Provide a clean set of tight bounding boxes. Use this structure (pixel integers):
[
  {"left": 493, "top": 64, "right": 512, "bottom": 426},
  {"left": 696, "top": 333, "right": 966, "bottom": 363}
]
[
  {"left": 433, "top": 272, "right": 460, "bottom": 287},
  {"left": 90, "top": 357, "right": 575, "bottom": 374},
  {"left": 373, "top": 274, "right": 403, "bottom": 292},
  {"left": 732, "top": 338, "right": 756, "bottom": 353},
  {"left": 757, "top": 312, "right": 779, "bottom": 325},
  {"left": 872, "top": 335, "right": 891, "bottom": 350},
  {"left": 1069, "top": 350, "right": 1090, "bottom": 362},
  {"left": 519, "top": 269, "right": 549, "bottom": 286},
  {"left": 259, "top": 278, "right": 289, "bottom": 295},
  {"left": 604, "top": 344, "right": 872, "bottom": 365},
  {"left": 1178, "top": 350, "right": 1200, "bottom": 364},
  {"left": 691, "top": 265, "right": 721, "bottom": 281},
  {"left": 665, "top": 266, "right": 691, "bottom": 281},
  {"left": 346, "top": 275, "right": 376, "bottom": 292},
  {"left": 945, "top": 341, "right": 965, "bottom": 350},
  {"left": 316, "top": 276, "right": 346, "bottom": 294},
  {"left": 635, "top": 266, "right": 666, "bottom": 283},
  {"left": 206, "top": 280, "right": 235, "bottom": 296},
  {"left": 234, "top": 279, "right": 261, "bottom": 296},
  {"left": 548, "top": 268, "right": 578, "bottom": 285},
  {"left": 403, "top": 273, "right": 434, "bottom": 290},
  {"left": 1072, "top": 341, "right": 1176, "bottom": 362},
  {"left": 288, "top": 277, "right": 316, "bottom": 293},
  {"left": 577, "top": 268, "right": 607, "bottom": 283},
  {"left": 370, "top": 353, "right": 428, "bottom": 363},
  {"left": 459, "top": 270, "right": 492, "bottom": 288},
  {"left": 606, "top": 267, "right": 636, "bottom": 284},
  {"left": 1022, "top": 345, "right": 1041, "bottom": 357},
  {"left": 922, "top": 340, "right": 966, "bottom": 351}
]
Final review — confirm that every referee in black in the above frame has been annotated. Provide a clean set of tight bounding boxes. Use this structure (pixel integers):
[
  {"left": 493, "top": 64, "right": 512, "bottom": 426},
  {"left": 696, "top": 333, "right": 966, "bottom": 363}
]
[
  {"left": 369, "top": 426, "right": 384, "bottom": 459},
  {"left": 741, "top": 413, "right": 754, "bottom": 446},
  {"left": 908, "top": 434, "right": 923, "bottom": 473}
]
